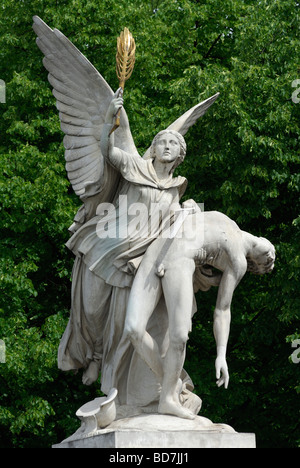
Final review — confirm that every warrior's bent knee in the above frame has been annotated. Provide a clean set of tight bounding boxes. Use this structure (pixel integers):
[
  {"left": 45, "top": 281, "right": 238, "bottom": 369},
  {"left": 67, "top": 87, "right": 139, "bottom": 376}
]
[
  {"left": 169, "top": 331, "right": 189, "bottom": 351},
  {"left": 124, "top": 320, "right": 144, "bottom": 345}
]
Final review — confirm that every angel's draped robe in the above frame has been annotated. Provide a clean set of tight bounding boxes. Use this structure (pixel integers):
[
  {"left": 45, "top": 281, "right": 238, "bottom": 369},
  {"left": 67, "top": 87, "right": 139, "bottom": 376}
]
[{"left": 58, "top": 151, "right": 195, "bottom": 408}]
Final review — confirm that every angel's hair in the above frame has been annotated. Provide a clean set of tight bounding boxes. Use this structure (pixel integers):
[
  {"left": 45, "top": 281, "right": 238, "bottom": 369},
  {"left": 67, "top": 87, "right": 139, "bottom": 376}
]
[{"left": 150, "top": 130, "right": 187, "bottom": 172}]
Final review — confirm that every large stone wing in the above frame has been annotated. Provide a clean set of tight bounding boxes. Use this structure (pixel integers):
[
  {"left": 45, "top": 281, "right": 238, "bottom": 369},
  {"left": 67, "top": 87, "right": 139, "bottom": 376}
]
[
  {"left": 166, "top": 93, "right": 220, "bottom": 136},
  {"left": 33, "top": 16, "right": 138, "bottom": 199}
]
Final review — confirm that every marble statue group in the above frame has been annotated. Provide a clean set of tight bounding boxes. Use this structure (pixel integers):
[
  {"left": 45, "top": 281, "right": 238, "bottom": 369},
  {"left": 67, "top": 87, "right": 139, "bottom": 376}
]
[{"left": 33, "top": 16, "right": 275, "bottom": 431}]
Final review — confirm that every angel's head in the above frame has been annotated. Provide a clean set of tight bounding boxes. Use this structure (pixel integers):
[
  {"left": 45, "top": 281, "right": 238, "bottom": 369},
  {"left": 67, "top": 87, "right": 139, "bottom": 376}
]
[{"left": 150, "top": 130, "right": 187, "bottom": 173}]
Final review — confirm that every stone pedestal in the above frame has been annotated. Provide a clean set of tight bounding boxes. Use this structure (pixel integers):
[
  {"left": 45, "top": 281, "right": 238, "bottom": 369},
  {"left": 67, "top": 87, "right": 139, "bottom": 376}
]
[{"left": 52, "top": 414, "right": 256, "bottom": 449}]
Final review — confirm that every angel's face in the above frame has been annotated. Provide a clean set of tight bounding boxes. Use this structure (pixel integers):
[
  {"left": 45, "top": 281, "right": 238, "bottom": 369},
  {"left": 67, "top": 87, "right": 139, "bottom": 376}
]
[{"left": 154, "top": 133, "right": 181, "bottom": 164}]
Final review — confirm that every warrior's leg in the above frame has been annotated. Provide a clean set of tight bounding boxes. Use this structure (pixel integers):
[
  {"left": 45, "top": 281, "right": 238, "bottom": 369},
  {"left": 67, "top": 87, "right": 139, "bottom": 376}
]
[
  {"left": 158, "top": 261, "right": 196, "bottom": 419},
  {"left": 124, "top": 259, "right": 164, "bottom": 381}
]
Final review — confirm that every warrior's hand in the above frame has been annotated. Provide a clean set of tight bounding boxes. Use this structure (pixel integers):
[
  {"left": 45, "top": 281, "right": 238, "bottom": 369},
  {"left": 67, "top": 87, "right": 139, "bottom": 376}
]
[{"left": 215, "top": 355, "right": 229, "bottom": 389}]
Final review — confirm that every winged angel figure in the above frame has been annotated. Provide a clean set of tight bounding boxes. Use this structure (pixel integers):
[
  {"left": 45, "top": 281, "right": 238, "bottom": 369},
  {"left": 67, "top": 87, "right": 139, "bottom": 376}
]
[{"left": 33, "top": 16, "right": 220, "bottom": 418}]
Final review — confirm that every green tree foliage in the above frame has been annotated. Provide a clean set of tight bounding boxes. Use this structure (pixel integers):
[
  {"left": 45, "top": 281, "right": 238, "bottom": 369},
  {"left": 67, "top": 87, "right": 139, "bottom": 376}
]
[{"left": 0, "top": 0, "right": 299, "bottom": 448}]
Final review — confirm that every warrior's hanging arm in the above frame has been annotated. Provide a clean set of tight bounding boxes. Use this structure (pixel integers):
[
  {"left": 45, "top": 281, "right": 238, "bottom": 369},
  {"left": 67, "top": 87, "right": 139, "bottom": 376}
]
[{"left": 213, "top": 259, "right": 247, "bottom": 389}]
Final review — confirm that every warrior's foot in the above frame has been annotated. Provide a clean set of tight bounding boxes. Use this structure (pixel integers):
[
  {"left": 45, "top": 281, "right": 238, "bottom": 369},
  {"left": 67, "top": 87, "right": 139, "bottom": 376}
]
[
  {"left": 82, "top": 361, "right": 99, "bottom": 385},
  {"left": 158, "top": 399, "right": 196, "bottom": 420}
]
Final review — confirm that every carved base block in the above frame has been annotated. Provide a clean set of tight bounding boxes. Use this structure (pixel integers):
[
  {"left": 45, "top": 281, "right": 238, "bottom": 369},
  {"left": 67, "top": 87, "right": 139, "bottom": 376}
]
[{"left": 52, "top": 414, "right": 256, "bottom": 448}]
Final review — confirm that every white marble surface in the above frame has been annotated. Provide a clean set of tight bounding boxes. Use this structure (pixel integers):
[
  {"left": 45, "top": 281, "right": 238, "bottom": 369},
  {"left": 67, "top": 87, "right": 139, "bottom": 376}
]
[{"left": 53, "top": 414, "right": 256, "bottom": 448}]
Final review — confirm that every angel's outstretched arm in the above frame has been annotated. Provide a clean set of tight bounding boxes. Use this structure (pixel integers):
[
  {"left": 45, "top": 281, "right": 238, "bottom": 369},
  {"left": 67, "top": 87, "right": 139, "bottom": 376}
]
[
  {"left": 33, "top": 16, "right": 140, "bottom": 202},
  {"left": 100, "top": 92, "right": 132, "bottom": 169}
]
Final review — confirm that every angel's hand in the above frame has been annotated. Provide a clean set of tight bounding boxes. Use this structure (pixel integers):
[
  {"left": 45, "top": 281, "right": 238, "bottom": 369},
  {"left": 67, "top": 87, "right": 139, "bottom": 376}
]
[{"left": 105, "top": 88, "right": 124, "bottom": 124}]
